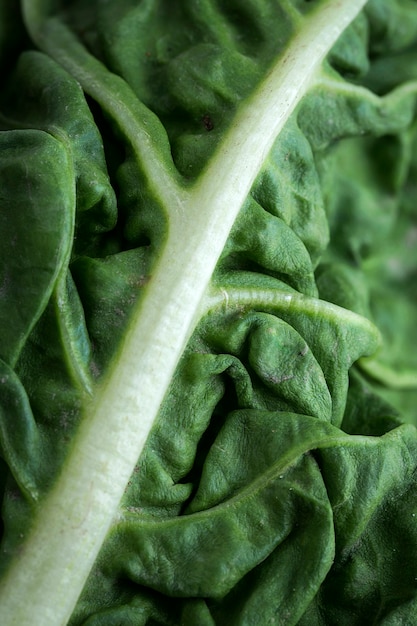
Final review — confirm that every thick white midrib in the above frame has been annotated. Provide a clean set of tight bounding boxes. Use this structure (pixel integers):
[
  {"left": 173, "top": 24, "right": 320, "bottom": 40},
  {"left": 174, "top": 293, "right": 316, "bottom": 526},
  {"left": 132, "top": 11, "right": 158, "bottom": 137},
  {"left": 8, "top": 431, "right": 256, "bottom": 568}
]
[{"left": 0, "top": 2, "right": 368, "bottom": 625}]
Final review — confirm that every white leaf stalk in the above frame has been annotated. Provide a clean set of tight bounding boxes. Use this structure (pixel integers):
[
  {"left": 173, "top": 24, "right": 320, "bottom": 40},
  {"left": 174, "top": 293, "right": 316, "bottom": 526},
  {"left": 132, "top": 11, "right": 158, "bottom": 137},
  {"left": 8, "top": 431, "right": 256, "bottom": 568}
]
[{"left": 0, "top": 1, "right": 368, "bottom": 624}]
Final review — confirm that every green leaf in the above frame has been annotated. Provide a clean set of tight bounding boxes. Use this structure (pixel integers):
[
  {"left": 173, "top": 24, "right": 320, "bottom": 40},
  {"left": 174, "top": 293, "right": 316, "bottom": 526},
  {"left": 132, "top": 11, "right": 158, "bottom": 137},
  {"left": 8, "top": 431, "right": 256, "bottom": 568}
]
[
  {"left": 2, "top": 1, "right": 417, "bottom": 625},
  {"left": 0, "top": 129, "right": 74, "bottom": 366},
  {"left": 302, "top": 423, "right": 417, "bottom": 624},
  {"left": 0, "top": 50, "right": 117, "bottom": 256},
  {"left": 0, "top": 360, "right": 43, "bottom": 501}
]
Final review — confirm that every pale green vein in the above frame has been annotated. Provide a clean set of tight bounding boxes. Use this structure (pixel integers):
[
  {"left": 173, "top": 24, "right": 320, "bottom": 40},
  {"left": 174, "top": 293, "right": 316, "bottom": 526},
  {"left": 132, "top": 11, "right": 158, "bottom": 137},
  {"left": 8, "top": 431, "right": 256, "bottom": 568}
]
[
  {"left": 21, "top": 3, "right": 187, "bottom": 218},
  {"left": 205, "top": 284, "right": 381, "bottom": 352},
  {"left": 316, "top": 70, "right": 417, "bottom": 114},
  {"left": 359, "top": 356, "right": 417, "bottom": 390}
]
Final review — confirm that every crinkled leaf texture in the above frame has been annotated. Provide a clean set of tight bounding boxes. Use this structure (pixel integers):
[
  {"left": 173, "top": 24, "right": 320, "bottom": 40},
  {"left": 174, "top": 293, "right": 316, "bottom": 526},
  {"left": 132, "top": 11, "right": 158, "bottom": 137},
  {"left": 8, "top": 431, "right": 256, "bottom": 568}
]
[{"left": 0, "top": 0, "right": 417, "bottom": 625}]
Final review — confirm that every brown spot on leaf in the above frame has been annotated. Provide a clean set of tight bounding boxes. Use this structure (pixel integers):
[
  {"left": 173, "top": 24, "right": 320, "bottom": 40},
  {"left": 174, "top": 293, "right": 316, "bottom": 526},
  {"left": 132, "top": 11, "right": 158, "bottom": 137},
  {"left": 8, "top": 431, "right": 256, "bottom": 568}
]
[{"left": 202, "top": 114, "right": 214, "bottom": 131}]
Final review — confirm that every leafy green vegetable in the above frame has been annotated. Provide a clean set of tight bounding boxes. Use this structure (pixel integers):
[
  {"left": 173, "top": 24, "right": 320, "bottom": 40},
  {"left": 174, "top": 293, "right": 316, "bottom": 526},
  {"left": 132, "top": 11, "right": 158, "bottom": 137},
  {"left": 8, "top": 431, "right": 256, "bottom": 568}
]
[{"left": 0, "top": 0, "right": 417, "bottom": 624}]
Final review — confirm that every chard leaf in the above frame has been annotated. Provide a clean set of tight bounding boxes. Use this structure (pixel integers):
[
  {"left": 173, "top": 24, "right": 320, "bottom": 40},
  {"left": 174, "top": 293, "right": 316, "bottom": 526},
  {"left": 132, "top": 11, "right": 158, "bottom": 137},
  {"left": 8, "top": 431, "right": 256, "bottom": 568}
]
[
  {"left": 1, "top": 1, "right": 417, "bottom": 625},
  {"left": 0, "top": 360, "right": 43, "bottom": 501},
  {"left": 300, "top": 422, "right": 417, "bottom": 625},
  {"left": 315, "top": 114, "right": 417, "bottom": 422},
  {"left": 0, "top": 50, "right": 118, "bottom": 256},
  {"left": 0, "top": 129, "right": 74, "bottom": 366}
]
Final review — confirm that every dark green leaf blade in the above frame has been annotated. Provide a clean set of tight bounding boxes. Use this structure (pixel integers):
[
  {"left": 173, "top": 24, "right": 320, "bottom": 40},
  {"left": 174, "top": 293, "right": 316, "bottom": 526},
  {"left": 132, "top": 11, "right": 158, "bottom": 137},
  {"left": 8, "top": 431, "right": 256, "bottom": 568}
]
[{"left": 0, "top": 129, "right": 74, "bottom": 365}]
